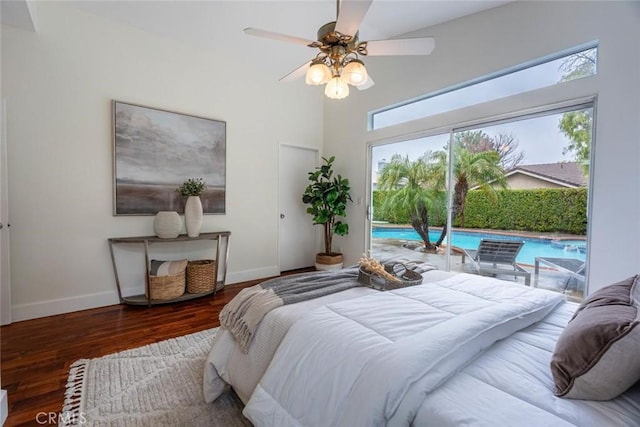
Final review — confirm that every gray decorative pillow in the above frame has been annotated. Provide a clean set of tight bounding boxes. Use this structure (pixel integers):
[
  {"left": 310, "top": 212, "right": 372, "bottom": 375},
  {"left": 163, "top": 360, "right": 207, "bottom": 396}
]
[
  {"left": 550, "top": 274, "right": 640, "bottom": 400},
  {"left": 150, "top": 259, "right": 188, "bottom": 277}
]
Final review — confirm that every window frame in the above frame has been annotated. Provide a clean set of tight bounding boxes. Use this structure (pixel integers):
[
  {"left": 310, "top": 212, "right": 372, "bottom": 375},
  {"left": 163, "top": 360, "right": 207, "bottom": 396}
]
[{"left": 368, "top": 42, "right": 598, "bottom": 131}]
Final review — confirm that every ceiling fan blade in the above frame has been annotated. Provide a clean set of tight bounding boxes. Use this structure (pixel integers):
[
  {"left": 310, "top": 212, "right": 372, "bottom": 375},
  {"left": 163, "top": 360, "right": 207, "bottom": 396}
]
[
  {"left": 279, "top": 61, "right": 311, "bottom": 82},
  {"left": 244, "top": 27, "right": 315, "bottom": 47},
  {"left": 357, "top": 75, "right": 375, "bottom": 91},
  {"left": 365, "top": 37, "right": 436, "bottom": 56},
  {"left": 334, "top": 0, "right": 373, "bottom": 37}
]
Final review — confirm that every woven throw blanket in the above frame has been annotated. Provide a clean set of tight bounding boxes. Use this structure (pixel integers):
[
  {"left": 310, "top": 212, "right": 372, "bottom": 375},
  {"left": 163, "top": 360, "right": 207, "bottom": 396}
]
[{"left": 219, "top": 267, "right": 361, "bottom": 352}]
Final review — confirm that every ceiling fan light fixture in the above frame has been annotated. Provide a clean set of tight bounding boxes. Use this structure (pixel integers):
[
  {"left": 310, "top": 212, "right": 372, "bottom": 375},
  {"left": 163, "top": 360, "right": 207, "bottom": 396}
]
[
  {"left": 324, "top": 76, "right": 349, "bottom": 99},
  {"left": 245, "top": 0, "right": 435, "bottom": 100},
  {"left": 305, "top": 61, "right": 331, "bottom": 85},
  {"left": 342, "top": 59, "right": 368, "bottom": 86}
]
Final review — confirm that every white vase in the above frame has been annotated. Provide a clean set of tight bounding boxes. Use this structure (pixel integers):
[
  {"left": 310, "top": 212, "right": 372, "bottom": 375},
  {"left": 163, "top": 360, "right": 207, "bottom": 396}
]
[
  {"left": 184, "top": 196, "right": 203, "bottom": 237},
  {"left": 153, "top": 211, "right": 182, "bottom": 238}
]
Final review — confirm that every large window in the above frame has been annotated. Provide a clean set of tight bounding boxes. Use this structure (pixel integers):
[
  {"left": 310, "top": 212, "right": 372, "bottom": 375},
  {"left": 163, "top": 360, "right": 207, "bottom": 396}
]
[
  {"left": 369, "top": 44, "right": 596, "bottom": 299},
  {"left": 371, "top": 45, "right": 597, "bottom": 130}
]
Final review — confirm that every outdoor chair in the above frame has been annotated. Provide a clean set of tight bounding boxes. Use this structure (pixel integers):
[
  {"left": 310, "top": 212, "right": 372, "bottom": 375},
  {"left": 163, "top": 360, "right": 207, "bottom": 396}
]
[
  {"left": 534, "top": 257, "right": 586, "bottom": 291},
  {"left": 461, "top": 239, "right": 531, "bottom": 286}
]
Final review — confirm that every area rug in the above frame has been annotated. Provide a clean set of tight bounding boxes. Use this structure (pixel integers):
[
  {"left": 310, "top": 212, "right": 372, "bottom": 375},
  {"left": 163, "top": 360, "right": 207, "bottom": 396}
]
[{"left": 60, "top": 328, "right": 250, "bottom": 426}]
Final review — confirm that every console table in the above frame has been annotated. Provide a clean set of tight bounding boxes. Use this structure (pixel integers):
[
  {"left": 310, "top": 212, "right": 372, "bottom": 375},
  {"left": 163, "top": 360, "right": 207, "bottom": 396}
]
[{"left": 108, "top": 231, "right": 231, "bottom": 306}]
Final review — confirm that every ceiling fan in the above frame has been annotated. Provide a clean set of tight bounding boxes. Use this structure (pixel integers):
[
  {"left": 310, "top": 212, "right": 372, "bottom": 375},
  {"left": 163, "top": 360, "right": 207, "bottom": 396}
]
[{"left": 244, "top": 0, "right": 435, "bottom": 99}]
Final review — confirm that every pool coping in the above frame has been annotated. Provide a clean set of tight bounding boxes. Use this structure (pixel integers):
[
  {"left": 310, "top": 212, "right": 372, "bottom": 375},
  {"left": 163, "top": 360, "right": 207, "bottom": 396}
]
[{"left": 371, "top": 224, "right": 586, "bottom": 242}]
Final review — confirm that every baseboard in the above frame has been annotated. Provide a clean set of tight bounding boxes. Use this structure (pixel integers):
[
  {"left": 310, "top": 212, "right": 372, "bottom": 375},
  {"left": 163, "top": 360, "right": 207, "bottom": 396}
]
[
  {"left": 1, "top": 389, "right": 8, "bottom": 426},
  {"left": 9, "top": 266, "right": 280, "bottom": 322},
  {"left": 226, "top": 265, "right": 280, "bottom": 285},
  {"left": 11, "top": 290, "right": 120, "bottom": 322}
]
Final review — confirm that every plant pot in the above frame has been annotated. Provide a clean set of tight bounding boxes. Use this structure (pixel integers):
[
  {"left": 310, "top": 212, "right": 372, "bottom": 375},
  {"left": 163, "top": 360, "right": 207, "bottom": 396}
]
[
  {"left": 315, "top": 253, "right": 343, "bottom": 271},
  {"left": 184, "top": 196, "right": 203, "bottom": 237}
]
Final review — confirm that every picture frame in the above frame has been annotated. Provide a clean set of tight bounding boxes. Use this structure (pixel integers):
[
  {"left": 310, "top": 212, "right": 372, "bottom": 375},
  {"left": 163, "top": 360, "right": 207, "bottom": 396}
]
[{"left": 112, "top": 100, "right": 226, "bottom": 215}]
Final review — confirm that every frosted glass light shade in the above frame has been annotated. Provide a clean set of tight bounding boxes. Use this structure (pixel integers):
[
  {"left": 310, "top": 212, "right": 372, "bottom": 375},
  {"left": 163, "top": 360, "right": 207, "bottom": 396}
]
[
  {"left": 342, "top": 59, "right": 368, "bottom": 86},
  {"left": 305, "top": 62, "right": 331, "bottom": 85},
  {"left": 324, "top": 77, "right": 349, "bottom": 99}
]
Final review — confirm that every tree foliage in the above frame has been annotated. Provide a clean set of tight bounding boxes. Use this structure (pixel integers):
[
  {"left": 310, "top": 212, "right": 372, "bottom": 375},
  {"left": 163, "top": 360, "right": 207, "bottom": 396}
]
[
  {"left": 377, "top": 145, "right": 506, "bottom": 249},
  {"left": 559, "top": 48, "right": 596, "bottom": 82},
  {"left": 559, "top": 109, "right": 592, "bottom": 169},
  {"left": 558, "top": 48, "right": 596, "bottom": 172},
  {"left": 454, "top": 130, "right": 524, "bottom": 170},
  {"left": 428, "top": 145, "right": 506, "bottom": 245},
  {"left": 377, "top": 154, "right": 443, "bottom": 250},
  {"left": 491, "top": 133, "right": 525, "bottom": 171}
]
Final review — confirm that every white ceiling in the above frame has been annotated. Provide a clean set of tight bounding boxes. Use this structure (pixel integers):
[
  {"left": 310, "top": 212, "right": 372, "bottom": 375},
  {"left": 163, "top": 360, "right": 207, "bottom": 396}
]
[
  {"left": 66, "top": 0, "right": 512, "bottom": 47},
  {"left": 2, "top": 0, "right": 513, "bottom": 47},
  {"left": 2, "top": 0, "right": 513, "bottom": 80}
]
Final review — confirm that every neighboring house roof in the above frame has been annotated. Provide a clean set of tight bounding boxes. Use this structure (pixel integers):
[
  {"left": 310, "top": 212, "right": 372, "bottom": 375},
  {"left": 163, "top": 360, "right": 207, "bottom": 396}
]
[{"left": 506, "top": 162, "right": 587, "bottom": 188}]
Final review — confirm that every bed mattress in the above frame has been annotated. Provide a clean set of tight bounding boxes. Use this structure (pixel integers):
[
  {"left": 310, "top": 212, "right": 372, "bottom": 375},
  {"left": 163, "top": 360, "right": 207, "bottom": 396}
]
[
  {"left": 415, "top": 301, "right": 640, "bottom": 426},
  {"left": 204, "top": 270, "right": 640, "bottom": 426},
  {"left": 204, "top": 270, "right": 455, "bottom": 404}
]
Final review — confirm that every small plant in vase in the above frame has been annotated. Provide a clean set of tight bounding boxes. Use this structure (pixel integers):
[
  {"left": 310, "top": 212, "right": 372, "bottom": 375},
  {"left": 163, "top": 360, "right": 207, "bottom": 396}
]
[
  {"left": 177, "top": 178, "right": 206, "bottom": 237},
  {"left": 177, "top": 178, "right": 206, "bottom": 197}
]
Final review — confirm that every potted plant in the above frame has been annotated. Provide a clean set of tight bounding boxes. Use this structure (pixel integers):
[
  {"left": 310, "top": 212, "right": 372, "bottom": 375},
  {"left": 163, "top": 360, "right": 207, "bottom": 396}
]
[
  {"left": 177, "top": 178, "right": 206, "bottom": 237},
  {"left": 302, "top": 156, "right": 352, "bottom": 270}
]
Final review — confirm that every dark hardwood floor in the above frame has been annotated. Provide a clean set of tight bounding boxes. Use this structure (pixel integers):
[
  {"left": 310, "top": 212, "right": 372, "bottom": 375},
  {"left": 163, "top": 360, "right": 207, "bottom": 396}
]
[{"left": 0, "top": 276, "right": 274, "bottom": 427}]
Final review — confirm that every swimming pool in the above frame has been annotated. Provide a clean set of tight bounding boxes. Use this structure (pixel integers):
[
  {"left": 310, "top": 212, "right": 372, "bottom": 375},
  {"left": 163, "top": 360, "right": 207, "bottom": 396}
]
[{"left": 371, "top": 227, "right": 586, "bottom": 265}]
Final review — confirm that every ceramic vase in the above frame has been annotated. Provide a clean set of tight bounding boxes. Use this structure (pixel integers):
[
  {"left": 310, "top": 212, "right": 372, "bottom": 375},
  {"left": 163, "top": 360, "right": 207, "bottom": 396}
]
[
  {"left": 153, "top": 211, "right": 182, "bottom": 238},
  {"left": 184, "top": 196, "right": 203, "bottom": 237}
]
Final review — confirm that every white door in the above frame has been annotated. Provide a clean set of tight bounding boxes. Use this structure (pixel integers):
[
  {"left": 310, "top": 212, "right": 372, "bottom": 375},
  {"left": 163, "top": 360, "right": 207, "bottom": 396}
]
[
  {"left": 0, "top": 99, "right": 11, "bottom": 325},
  {"left": 279, "top": 145, "right": 318, "bottom": 271}
]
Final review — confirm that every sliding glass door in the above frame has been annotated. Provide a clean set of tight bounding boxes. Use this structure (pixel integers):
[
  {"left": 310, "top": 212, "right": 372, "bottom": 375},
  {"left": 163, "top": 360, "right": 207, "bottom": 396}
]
[
  {"left": 370, "top": 133, "right": 451, "bottom": 270},
  {"left": 450, "top": 106, "right": 592, "bottom": 299},
  {"left": 369, "top": 103, "right": 593, "bottom": 299}
]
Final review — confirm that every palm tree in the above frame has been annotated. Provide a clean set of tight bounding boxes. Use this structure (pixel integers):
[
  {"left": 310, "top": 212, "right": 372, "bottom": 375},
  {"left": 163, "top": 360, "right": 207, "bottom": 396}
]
[
  {"left": 429, "top": 146, "right": 507, "bottom": 246},
  {"left": 377, "top": 154, "right": 443, "bottom": 251}
]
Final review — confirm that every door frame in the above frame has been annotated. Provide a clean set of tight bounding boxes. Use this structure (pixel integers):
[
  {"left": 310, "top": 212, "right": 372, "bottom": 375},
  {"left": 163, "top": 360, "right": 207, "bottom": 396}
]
[{"left": 1, "top": 99, "right": 11, "bottom": 325}]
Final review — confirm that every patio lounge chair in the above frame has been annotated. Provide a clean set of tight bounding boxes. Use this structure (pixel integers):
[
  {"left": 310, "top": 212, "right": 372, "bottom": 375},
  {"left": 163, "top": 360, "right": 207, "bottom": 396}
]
[
  {"left": 534, "top": 257, "right": 585, "bottom": 290},
  {"left": 461, "top": 239, "right": 531, "bottom": 286}
]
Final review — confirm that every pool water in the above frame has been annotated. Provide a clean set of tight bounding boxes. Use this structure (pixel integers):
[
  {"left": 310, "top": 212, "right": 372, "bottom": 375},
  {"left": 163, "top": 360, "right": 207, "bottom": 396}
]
[{"left": 372, "top": 227, "right": 586, "bottom": 266}]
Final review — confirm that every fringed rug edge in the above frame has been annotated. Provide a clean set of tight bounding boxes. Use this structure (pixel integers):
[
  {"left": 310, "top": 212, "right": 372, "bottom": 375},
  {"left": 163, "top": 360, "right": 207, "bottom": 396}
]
[{"left": 59, "top": 359, "right": 89, "bottom": 427}]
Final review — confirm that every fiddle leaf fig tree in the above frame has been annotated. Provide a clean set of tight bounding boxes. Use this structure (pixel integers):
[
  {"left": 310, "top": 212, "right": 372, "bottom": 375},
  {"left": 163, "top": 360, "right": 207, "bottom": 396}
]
[{"left": 302, "top": 156, "right": 352, "bottom": 255}]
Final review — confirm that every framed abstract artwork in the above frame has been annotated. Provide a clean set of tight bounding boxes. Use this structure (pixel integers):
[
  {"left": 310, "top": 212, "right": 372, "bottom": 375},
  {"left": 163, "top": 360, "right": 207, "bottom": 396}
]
[{"left": 112, "top": 101, "right": 226, "bottom": 215}]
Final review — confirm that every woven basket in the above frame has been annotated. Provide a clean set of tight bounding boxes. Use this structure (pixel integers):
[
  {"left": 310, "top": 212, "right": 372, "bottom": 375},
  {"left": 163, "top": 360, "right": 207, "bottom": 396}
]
[
  {"left": 186, "top": 260, "right": 217, "bottom": 293},
  {"left": 147, "top": 272, "right": 185, "bottom": 300},
  {"left": 357, "top": 262, "right": 423, "bottom": 291}
]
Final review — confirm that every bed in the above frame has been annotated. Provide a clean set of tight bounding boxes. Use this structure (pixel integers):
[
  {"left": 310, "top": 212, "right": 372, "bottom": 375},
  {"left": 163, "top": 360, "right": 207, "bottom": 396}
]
[{"left": 203, "top": 267, "right": 640, "bottom": 426}]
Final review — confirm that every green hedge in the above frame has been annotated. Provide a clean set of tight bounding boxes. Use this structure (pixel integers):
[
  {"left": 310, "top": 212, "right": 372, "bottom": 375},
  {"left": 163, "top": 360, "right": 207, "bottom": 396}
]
[
  {"left": 372, "top": 190, "right": 410, "bottom": 224},
  {"left": 373, "top": 188, "right": 587, "bottom": 234},
  {"left": 372, "top": 190, "right": 446, "bottom": 226},
  {"left": 462, "top": 188, "right": 587, "bottom": 234}
]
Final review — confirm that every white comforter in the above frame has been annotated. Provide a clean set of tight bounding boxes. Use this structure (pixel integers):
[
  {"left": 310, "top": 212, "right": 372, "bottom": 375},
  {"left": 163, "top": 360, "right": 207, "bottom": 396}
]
[
  {"left": 204, "top": 286, "right": 376, "bottom": 403},
  {"left": 414, "top": 301, "right": 640, "bottom": 427},
  {"left": 242, "top": 273, "right": 564, "bottom": 426}
]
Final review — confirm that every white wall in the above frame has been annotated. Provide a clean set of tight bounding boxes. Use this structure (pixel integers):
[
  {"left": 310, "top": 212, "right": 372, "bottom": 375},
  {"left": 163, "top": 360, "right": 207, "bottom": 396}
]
[
  {"left": 3, "top": 1, "right": 638, "bottom": 321},
  {"left": 324, "top": 1, "right": 640, "bottom": 294},
  {"left": 1, "top": 2, "right": 323, "bottom": 320}
]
